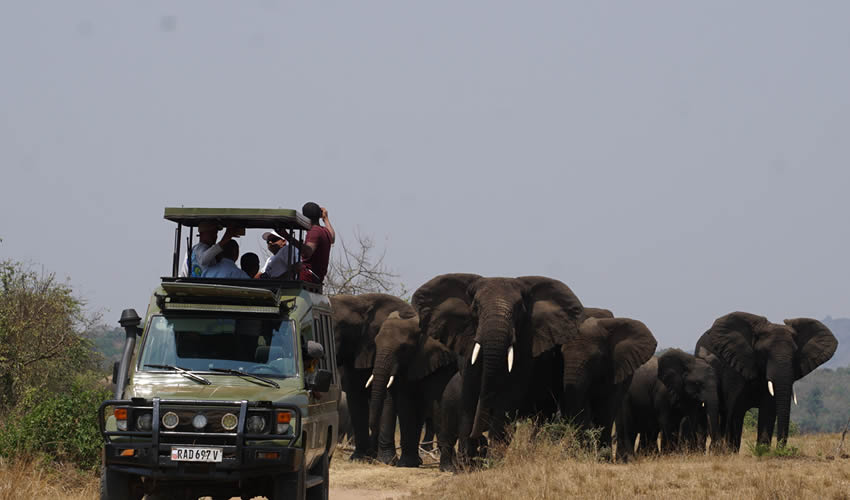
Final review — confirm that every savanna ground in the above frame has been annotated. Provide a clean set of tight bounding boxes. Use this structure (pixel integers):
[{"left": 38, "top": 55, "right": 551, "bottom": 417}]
[{"left": 3, "top": 429, "right": 850, "bottom": 500}]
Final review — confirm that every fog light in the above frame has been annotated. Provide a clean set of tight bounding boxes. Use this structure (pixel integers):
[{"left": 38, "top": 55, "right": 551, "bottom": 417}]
[
  {"left": 246, "top": 415, "right": 266, "bottom": 433},
  {"left": 119, "top": 449, "right": 135, "bottom": 457},
  {"left": 136, "top": 413, "right": 153, "bottom": 431},
  {"left": 162, "top": 411, "right": 179, "bottom": 429},
  {"left": 192, "top": 413, "right": 208, "bottom": 430},
  {"left": 221, "top": 413, "right": 238, "bottom": 431}
]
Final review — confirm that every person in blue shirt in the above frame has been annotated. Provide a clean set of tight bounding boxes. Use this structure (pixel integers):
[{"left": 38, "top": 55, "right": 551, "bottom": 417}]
[{"left": 202, "top": 240, "right": 250, "bottom": 279}]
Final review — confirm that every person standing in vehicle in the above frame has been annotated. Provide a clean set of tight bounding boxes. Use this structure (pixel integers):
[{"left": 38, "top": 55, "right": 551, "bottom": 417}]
[
  {"left": 259, "top": 231, "right": 299, "bottom": 279},
  {"left": 179, "top": 223, "right": 227, "bottom": 277},
  {"left": 278, "top": 202, "right": 334, "bottom": 283}
]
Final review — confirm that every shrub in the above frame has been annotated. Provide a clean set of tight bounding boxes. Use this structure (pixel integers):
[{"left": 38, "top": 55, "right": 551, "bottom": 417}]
[{"left": 0, "top": 382, "right": 110, "bottom": 470}]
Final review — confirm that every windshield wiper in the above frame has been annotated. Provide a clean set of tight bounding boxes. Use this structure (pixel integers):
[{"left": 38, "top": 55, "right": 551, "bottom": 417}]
[
  {"left": 144, "top": 364, "right": 212, "bottom": 385},
  {"left": 208, "top": 368, "right": 280, "bottom": 388}
]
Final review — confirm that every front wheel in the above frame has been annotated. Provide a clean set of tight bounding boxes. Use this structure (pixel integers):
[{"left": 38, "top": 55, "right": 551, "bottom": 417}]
[
  {"left": 269, "top": 461, "right": 306, "bottom": 500},
  {"left": 101, "top": 467, "right": 142, "bottom": 500},
  {"left": 306, "top": 452, "right": 329, "bottom": 500}
]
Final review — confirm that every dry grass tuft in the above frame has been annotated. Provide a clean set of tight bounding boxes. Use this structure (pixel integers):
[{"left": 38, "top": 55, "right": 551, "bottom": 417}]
[{"left": 0, "top": 457, "right": 98, "bottom": 500}]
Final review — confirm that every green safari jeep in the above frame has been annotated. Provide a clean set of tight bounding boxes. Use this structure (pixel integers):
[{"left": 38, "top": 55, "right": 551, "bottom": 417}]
[{"left": 99, "top": 208, "right": 340, "bottom": 500}]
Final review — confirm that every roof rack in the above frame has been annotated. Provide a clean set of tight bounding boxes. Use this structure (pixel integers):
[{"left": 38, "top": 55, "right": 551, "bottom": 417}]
[{"left": 164, "top": 207, "right": 310, "bottom": 280}]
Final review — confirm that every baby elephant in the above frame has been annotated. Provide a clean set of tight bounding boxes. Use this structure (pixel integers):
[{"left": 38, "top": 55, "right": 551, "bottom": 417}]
[{"left": 616, "top": 349, "right": 719, "bottom": 461}]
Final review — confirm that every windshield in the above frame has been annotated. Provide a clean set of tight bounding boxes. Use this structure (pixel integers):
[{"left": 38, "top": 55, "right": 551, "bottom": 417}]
[{"left": 138, "top": 315, "right": 298, "bottom": 378}]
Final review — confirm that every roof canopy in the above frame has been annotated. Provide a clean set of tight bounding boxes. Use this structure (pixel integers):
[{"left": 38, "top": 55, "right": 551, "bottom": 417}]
[{"left": 163, "top": 207, "right": 312, "bottom": 231}]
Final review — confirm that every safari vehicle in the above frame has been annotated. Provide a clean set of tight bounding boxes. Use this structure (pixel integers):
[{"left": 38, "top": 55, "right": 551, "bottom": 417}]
[{"left": 99, "top": 208, "right": 340, "bottom": 500}]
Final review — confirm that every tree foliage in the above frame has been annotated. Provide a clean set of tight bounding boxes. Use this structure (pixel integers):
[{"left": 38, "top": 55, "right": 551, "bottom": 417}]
[{"left": 0, "top": 259, "right": 100, "bottom": 410}]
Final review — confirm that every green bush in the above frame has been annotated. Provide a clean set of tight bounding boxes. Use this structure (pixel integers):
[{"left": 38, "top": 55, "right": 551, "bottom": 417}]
[
  {"left": 743, "top": 408, "right": 799, "bottom": 437},
  {"left": 0, "top": 382, "right": 110, "bottom": 470}
]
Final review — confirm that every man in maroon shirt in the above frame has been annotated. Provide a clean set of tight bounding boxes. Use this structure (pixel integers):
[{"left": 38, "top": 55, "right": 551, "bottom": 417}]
[{"left": 279, "top": 202, "right": 335, "bottom": 283}]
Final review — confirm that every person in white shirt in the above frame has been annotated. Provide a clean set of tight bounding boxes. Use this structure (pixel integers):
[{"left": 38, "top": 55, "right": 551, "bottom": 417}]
[
  {"left": 179, "top": 223, "right": 219, "bottom": 277},
  {"left": 260, "top": 231, "right": 299, "bottom": 279},
  {"left": 180, "top": 225, "right": 242, "bottom": 277}
]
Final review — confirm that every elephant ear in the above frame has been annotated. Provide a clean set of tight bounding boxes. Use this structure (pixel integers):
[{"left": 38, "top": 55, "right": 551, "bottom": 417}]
[
  {"left": 517, "top": 276, "right": 584, "bottom": 357},
  {"left": 597, "top": 318, "right": 657, "bottom": 384},
  {"left": 333, "top": 293, "right": 414, "bottom": 370},
  {"left": 785, "top": 318, "right": 838, "bottom": 379},
  {"left": 407, "top": 337, "right": 458, "bottom": 381},
  {"left": 657, "top": 349, "right": 691, "bottom": 402},
  {"left": 412, "top": 274, "right": 480, "bottom": 357},
  {"left": 696, "top": 311, "right": 768, "bottom": 380}
]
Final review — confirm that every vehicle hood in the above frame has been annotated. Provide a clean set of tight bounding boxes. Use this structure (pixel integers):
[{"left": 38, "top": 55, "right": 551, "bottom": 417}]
[{"left": 128, "top": 372, "right": 307, "bottom": 404}]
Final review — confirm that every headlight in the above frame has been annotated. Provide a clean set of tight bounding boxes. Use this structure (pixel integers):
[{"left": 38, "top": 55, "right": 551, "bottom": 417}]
[
  {"left": 221, "top": 413, "right": 238, "bottom": 431},
  {"left": 136, "top": 413, "right": 153, "bottom": 431},
  {"left": 276, "top": 410, "right": 294, "bottom": 435},
  {"left": 192, "top": 413, "right": 208, "bottom": 430},
  {"left": 246, "top": 415, "right": 266, "bottom": 433},
  {"left": 162, "top": 411, "right": 179, "bottom": 430}
]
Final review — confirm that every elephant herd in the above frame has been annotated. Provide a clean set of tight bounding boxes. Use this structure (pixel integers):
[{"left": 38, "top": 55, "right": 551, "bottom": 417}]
[{"left": 329, "top": 274, "right": 838, "bottom": 470}]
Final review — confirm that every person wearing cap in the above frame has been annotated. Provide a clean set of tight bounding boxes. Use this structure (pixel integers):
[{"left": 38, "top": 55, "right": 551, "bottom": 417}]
[
  {"left": 202, "top": 240, "right": 250, "bottom": 279},
  {"left": 259, "top": 230, "right": 299, "bottom": 279},
  {"left": 277, "top": 202, "right": 335, "bottom": 283},
  {"left": 179, "top": 222, "right": 226, "bottom": 277}
]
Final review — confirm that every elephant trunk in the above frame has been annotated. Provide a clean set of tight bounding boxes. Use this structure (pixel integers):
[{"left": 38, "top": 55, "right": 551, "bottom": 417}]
[
  {"left": 773, "top": 376, "right": 794, "bottom": 447},
  {"left": 368, "top": 352, "right": 395, "bottom": 440},
  {"left": 470, "top": 338, "right": 510, "bottom": 438}
]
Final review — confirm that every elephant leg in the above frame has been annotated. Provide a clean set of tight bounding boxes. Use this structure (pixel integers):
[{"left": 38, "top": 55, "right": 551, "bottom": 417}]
[
  {"left": 421, "top": 417, "right": 435, "bottom": 451},
  {"left": 757, "top": 397, "right": 776, "bottom": 447},
  {"left": 376, "top": 392, "right": 398, "bottom": 464},
  {"left": 343, "top": 381, "right": 374, "bottom": 460},
  {"left": 395, "top": 392, "right": 423, "bottom": 468}
]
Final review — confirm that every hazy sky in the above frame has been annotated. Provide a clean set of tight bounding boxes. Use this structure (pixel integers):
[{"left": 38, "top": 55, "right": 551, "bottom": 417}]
[{"left": 1, "top": 1, "right": 848, "bottom": 348}]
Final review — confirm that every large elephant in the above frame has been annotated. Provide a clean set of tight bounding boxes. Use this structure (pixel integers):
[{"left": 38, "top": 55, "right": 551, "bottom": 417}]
[
  {"left": 695, "top": 312, "right": 837, "bottom": 451},
  {"left": 412, "top": 274, "right": 584, "bottom": 459},
  {"left": 616, "top": 349, "right": 719, "bottom": 461},
  {"left": 367, "top": 310, "right": 460, "bottom": 467},
  {"left": 330, "top": 293, "right": 413, "bottom": 461},
  {"left": 560, "top": 309, "right": 657, "bottom": 452}
]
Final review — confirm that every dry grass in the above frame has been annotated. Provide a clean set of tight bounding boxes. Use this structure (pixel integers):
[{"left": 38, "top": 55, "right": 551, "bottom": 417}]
[
  {"left": 0, "top": 457, "right": 98, "bottom": 500},
  {"left": 4, "top": 430, "right": 850, "bottom": 500}
]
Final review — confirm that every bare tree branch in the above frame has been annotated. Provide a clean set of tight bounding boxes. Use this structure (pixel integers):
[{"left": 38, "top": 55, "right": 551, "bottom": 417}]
[{"left": 324, "top": 228, "right": 408, "bottom": 298}]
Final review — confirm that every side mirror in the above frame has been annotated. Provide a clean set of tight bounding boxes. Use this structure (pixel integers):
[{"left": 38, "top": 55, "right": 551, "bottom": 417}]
[{"left": 309, "top": 369, "right": 333, "bottom": 393}]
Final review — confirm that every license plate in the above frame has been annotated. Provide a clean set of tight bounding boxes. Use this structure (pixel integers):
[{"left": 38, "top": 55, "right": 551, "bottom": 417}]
[{"left": 170, "top": 447, "right": 222, "bottom": 462}]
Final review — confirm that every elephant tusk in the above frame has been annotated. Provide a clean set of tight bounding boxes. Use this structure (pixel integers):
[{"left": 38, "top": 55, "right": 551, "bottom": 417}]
[
  {"left": 365, "top": 375, "right": 374, "bottom": 389},
  {"left": 387, "top": 376, "right": 394, "bottom": 389},
  {"left": 793, "top": 387, "right": 798, "bottom": 406},
  {"left": 767, "top": 380, "right": 774, "bottom": 397},
  {"left": 471, "top": 343, "right": 481, "bottom": 366},
  {"left": 507, "top": 346, "right": 514, "bottom": 373},
  {"left": 702, "top": 402, "right": 705, "bottom": 408}
]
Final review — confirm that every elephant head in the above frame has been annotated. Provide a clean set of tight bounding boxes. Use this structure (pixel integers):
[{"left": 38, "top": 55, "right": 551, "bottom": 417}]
[
  {"left": 657, "top": 348, "right": 720, "bottom": 449},
  {"left": 412, "top": 274, "right": 584, "bottom": 439},
  {"left": 329, "top": 293, "right": 414, "bottom": 370},
  {"left": 696, "top": 311, "right": 837, "bottom": 446},
  {"left": 367, "top": 310, "right": 457, "bottom": 441},
  {"left": 562, "top": 314, "right": 657, "bottom": 400}
]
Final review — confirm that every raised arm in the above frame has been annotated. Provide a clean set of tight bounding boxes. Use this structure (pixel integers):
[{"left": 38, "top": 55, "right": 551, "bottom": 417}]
[
  {"left": 198, "top": 227, "right": 239, "bottom": 267},
  {"left": 321, "top": 207, "right": 335, "bottom": 244}
]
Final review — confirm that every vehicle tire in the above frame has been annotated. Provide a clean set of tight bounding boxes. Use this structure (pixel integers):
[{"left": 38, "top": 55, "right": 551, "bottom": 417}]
[
  {"left": 269, "top": 463, "right": 306, "bottom": 500},
  {"left": 306, "top": 452, "right": 329, "bottom": 500},
  {"left": 101, "top": 467, "right": 142, "bottom": 500}
]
